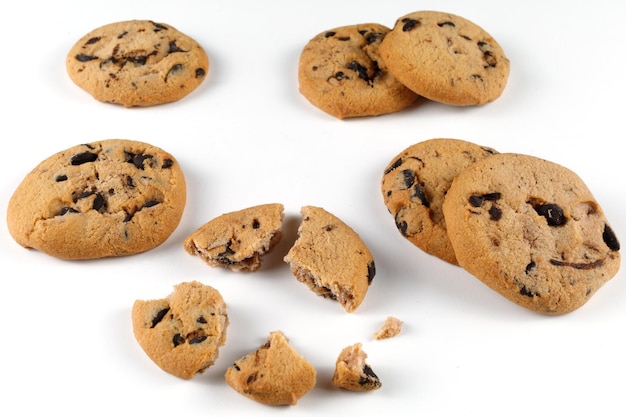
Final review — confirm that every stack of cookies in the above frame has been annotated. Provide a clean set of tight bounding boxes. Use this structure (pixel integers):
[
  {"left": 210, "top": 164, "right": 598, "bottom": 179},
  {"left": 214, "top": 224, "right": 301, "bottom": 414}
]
[
  {"left": 298, "top": 10, "right": 510, "bottom": 119},
  {"left": 382, "top": 138, "right": 621, "bottom": 315}
]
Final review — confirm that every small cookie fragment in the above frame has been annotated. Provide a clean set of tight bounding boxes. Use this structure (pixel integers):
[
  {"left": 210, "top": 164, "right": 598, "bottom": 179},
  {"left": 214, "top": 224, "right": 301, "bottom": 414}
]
[
  {"left": 131, "top": 281, "right": 229, "bottom": 379},
  {"left": 332, "top": 343, "right": 381, "bottom": 391},
  {"left": 443, "top": 153, "right": 621, "bottom": 314},
  {"left": 225, "top": 331, "right": 316, "bottom": 406},
  {"left": 66, "top": 20, "right": 209, "bottom": 107},
  {"left": 380, "top": 10, "right": 510, "bottom": 106},
  {"left": 284, "top": 206, "right": 376, "bottom": 313},
  {"left": 382, "top": 138, "right": 498, "bottom": 265},
  {"left": 374, "top": 316, "right": 403, "bottom": 340},
  {"left": 6, "top": 139, "right": 186, "bottom": 260},
  {"left": 298, "top": 23, "right": 418, "bottom": 119},
  {"left": 183, "top": 203, "right": 284, "bottom": 272}
]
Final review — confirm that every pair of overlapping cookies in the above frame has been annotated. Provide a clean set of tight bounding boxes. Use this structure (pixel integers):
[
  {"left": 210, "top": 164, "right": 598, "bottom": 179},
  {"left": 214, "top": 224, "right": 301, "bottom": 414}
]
[
  {"left": 298, "top": 10, "right": 510, "bottom": 119},
  {"left": 382, "top": 138, "right": 621, "bottom": 315}
]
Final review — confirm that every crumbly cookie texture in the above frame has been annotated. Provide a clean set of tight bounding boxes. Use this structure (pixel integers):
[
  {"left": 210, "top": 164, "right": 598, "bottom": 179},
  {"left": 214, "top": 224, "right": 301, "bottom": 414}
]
[
  {"left": 6, "top": 139, "right": 186, "bottom": 260},
  {"left": 380, "top": 10, "right": 510, "bottom": 106},
  {"left": 66, "top": 20, "right": 209, "bottom": 107},
  {"left": 225, "top": 331, "right": 316, "bottom": 406},
  {"left": 332, "top": 343, "right": 381, "bottom": 391},
  {"left": 183, "top": 203, "right": 284, "bottom": 272},
  {"left": 374, "top": 316, "right": 403, "bottom": 340},
  {"left": 298, "top": 23, "right": 418, "bottom": 119},
  {"left": 131, "top": 281, "right": 229, "bottom": 379},
  {"left": 442, "top": 153, "right": 621, "bottom": 314},
  {"left": 382, "top": 138, "right": 498, "bottom": 265},
  {"left": 284, "top": 206, "right": 376, "bottom": 313}
]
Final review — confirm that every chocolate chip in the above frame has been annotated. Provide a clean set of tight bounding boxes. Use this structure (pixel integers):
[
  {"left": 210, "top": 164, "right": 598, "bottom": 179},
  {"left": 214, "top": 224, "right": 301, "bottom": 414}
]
[
  {"left": 534, "top": 203, "right": 566, "bottom": 227},
  {"left": 402, "top": 169, "right": 415, "bottom": 188},
  {"left": 363, "top": 31, "right": 383, "bottom": 44},
  {"left": 469, "top": 195, "right": 484, "bottom": 207},
  {"left": 144, "top": 200, "right": 159, "bottom": 208},
  {"left": 117, "top": 31, "right": 128, "bottom": 39},
  {"left": 75, "top": 54, "right": 98, "bottom": 62},
  {"left": 125, "top": 152, "right": 153, "bottom": 169},
  {"left": 395, "top": 217, "right": 409, "bottom": 237},
  {"left": 483, "top": 193, "right": 501, "bottom": 201},
  {"left": 153, "top": 22, "right": 169, "bottom": 32},
  {"left": 86, "top": 37, "right": 101, "bottom": 45},
  {"left": 603, "top": 225, "right": 620, "bottom": 251},
  {"left": 489, "top": 206, "right": 502, "bottom": 221},
  {"left": 412, "top": 183, "right": 429, "bottom": 207},
  {"left": 252, "top": 219, "right": 260, "bottom": 229},
  {"left": 151, "top": 308, "right": 170, "bottom": 328},
  {"left": 195, "top": 68, "right": 205, "bottom": 78},
  {"left": 168, "top": 40, "right": 185, "bottom": 53},
  {"left": 347, "top": 60, "right": 381, "bottom": 85},
  {"left": 173, "top": 334, "right": 185, "bottom": 347},
  {"left": 550, "top": 259, "right": 604, "bottom": 270},
  {"left": 197, "top": 316, "right": 207, "bottom": 324},
  {"left": 337, "top": 36, "right": 350, "bottom": 41},
  {"left": 325, "top": 31, "right": 336, "bottom": 38},
  {"left": 519, "top": 286, "right": 538, "bottom": 297},
  {"left": 162, "top": 158, "right": 174, "bottom": 169},
  {"left": 59, "top": 207, "right": 78, "bottom": 216},
  {"left": 92, "top": 193, "right": 105, "bottom": 211},
  {"left": 401, "top": 18, "right": 419, "bottom": 32},
  {"left": 437, "top": 21, "right": 456, "bottom": 28},
  {"left": 71, "top": 151, "right": 98, "bottom": 165},
  {"left": 166, "top": 64, "right": 184, "bottom": 81},
  {"left": 525, "top": 261, "right": 536, "bottom": 274},
  {"left": 55, "top": 175, "right": 68, "bottom": 182},
  {"left": 367, "top": 261, "right": 376, "bottom": 284},
  {"left": 335, "top": 71, "right": 347, "bottom": 81},
  {"left": 384, "top": 158, "right": 403, "bottom": 174},
  {"left": 188, "top": 334, "right": 208, "bottom": 345}
]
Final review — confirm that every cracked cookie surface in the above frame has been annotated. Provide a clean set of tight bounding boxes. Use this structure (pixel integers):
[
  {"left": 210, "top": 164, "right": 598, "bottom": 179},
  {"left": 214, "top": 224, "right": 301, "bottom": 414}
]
[
  {"left": 442, "top": 153, "right": 620, "bottom": 314},
  {"left": 382, "top": 138, "right": 498, "bottom": 265},
  {"left": 298, "top": 23, "right": 418, "bottom": 119},
  {"left": 6, "top": 139, "right": 186, "bottom": 259},
  {"left": 132, "top": 281, "right": 228, "bottom": 379},
  {"left": 66, "top": 20, "right": 209, "bottom": 107},
  {"left": 380, "top": 10, "right": 509, "bottom": 106}
]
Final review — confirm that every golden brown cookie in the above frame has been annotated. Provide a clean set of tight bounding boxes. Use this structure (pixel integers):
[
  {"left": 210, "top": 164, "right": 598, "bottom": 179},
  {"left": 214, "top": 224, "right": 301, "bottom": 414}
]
[
  {"left": 382, "top": 138, "right": 498, "bottom": 265},
  {"left": 131, "top": 281, "right": 229, "bottom": 379},
  {"left": 380, "top": 10, "right": 510, "bottom": 106},
  {"left": 442, "top": 153, "right": 621, "bottom": 314},
  {"left": 6, "top": 139, "right": 186, "bottom": 260},
  {"left": 183, "top": 203, "right": 284, "bottom": 272},
  {"left": 332, "top": 343, "right": 381, "bottom": 391},
  {"left": 66, "top": 20, "right": 209, "bottom": 107},
  {"left": 298, "top": 23, "right": 419, "bottom": 119},
  {"left": 224, "top": 331, "right": 316, "bottom": 406},
  {"left": 284, "top": 206, "right": 376, "bottom": 313}
]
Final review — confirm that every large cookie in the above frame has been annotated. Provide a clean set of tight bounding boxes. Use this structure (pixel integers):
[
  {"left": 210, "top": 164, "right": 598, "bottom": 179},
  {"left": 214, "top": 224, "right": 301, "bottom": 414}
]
[
  {"left": 298, "top": 23, "right": 419, "bottom": 119},
  {"left": 381, "top": 138, "right": 498, "bottom": 265},
  {"left": 284, "top": 206, "right": 375, "bottom": 313},
  {"left": 379, "top": 10, "right": 510, "bottom": 106},
  {"left": 6, "top": 139, "right": 186, "bottom": 260},
  {"left": 225, "top": 331, "right": 316, "bottom": 406},
  {"left": 442, "top": 153, "right": 621, "bottom": 314},
  {"left": 66, "top": 20, "right": 209, "bottom": 107},
  {"left": 132, "top": 281, "right": 229, "bottom": 379},
  {"left": 183, "top": 203, "right": 284, "bottom": 272}
]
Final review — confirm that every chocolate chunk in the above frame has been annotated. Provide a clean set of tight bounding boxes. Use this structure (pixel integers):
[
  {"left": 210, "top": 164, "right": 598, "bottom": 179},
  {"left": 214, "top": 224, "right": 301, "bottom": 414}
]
[
  {"left": 71, "top": 151, "right": 98, "bottom": 165},
  {"left": 488, "top": 206, "right": 502, "bottom": 221},
  {"left": 125, "top": 152, "right": 153, "bottom": 169},
  {"left": 550, "top": 259, "right": 604, "bottom": 270},
  {"left": 395, "top": 217, "right": 409, "bottom": 237},
  {"left": 143, "top": 200, "right": 159, "bottom": 208},
  {"left": 59, "top": 207, "right": 79, "bottom": 216},
  {"left": 402, "top": 18, "right": 420, "bottom": 32},
  {"left": 166, "top": 64, "right": 184, "bottom": 81},
  {"left": 384, "top": 158, "right": 403, "bottom": 174},
  {"left": 55, "top": 175, "right": 68, "bottom": 182},
  {"left": 519, "top": 286, "right": 538, "bottom": 297},
  {"left": 402, "top": 169, "right": 415, "bottom": 188},
  {"left": 173, "top": 334, "right": 185, "bottom": 347},
  {"left": 188, "top": 334, "right": 208, "bottom": 345},
  {"left": 325, "top": 31, "right": 336, "bottom": 38},
  {"left": 469, "top": 195, "right": 484, "bottom": 207},
  {"left": 86, "top": 37, "right": 101, "bottom": 45},
  {"left": 75, "top": 54, "right": 98, "bottom": 62},
  {"left": 603, "top": 224, "right": 620, "bottom": 251},
  {"left": 92, "top": 193, "right": 105, "bottom": 211},
  {"left": 197, "top": 316, "right": 207, "bottom": 324},
  {"left": 412, "top": 183, "right": 429, "bottom": 207},
  {"left": 162, "top": 158, "right": 174, "bottom": 169},
  {"left": 252, "top": 219, "right": 260, "bottom": 229},
  {"left": 525, "top": 261, "right": 536, "bottom": 274},
  {"left": 195, "top": 68, "right": 206, "bottom": 78},
  {"left": 367, "top": 261, "right": 376, "bottom": 284},
  {"left": 533, "top": 203, "right": 566, "bottom": 226},
  {"left": 437, "top": 21, "right": 456, "bottom": 28},
  {"left": 151, "top": 308, "right": 170, "bottom": 328},
  {"left": 168, "top": 40, "right": 185, "bottom": 53}
]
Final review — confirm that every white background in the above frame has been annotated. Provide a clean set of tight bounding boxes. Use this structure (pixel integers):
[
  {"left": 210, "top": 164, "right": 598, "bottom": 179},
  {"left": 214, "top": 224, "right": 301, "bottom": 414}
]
[{"left": 1, "top": 1, "right": 624, "bottom": 416}]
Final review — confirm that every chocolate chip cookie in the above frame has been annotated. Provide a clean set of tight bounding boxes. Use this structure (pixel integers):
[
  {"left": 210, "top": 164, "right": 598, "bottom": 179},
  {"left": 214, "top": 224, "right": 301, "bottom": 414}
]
[
  {"left": 442, "top": 153, "right": 621, "bottom": 314},
  {"left": 132, "top": 281, "right": 229, "bottom": 379},
  {"left": 66, "top": 20, "right": 209, "bottom": 107},
  {"left": 379, "top": 10, "right": 510, "bottom": 106},
  {"left": 382, "top": 138, "right": 498, "bottom": 265},
  {"left": 225, "top": 331, "right": 316, "bottom": 406},
  {"left": 298, "top": 23, "right": 419, "bottom": 119},
  {"left": 332, "top": 342, "right": 381, "bottom": 391},
  {"left": 6, "top": 139, "right": 186, "bottom": 259},
  {"left": 284, "top": 206, "right": 376, "bottom": 313},
  {"left": 183, "top": 203, "right": 284, "bottom": 272}
]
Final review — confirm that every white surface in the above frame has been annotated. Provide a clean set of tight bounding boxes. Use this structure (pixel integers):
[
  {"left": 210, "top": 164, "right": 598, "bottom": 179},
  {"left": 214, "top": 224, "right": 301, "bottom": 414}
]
[{"left": 1, "top": 1, "right": 624, "bottom": 416}]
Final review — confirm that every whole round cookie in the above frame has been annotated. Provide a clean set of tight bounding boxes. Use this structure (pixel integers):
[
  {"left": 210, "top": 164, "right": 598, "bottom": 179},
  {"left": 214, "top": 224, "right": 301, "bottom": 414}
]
[
  {"left": 442, "top": 153, "right": 621, "bottom": 314},
  {"left": 381, "top": 138, "right": 498, "bottom": 265},
  {"left": 132, "top": 281, "right": 229, "bottom": 379},
  {"left": 6, "top": 139, "right": 186, "bottom": 260},
  {"left": 66, "top": 20, "right": 209, "bottom": 107},
  {"left": 298, "top": 23, "right": 419, "bottom": 119},
  {"left": 379, "top": 10, "right": 510, "bottom": 106}
]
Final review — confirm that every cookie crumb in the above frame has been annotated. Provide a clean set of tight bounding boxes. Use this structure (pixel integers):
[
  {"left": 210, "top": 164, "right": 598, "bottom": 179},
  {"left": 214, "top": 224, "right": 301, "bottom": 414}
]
[
  {"left": 332, "top": 342, "right": 381, "bottom": 391},
  {"left": 374, "top": 316, "right": 403, "bottom": 340}
]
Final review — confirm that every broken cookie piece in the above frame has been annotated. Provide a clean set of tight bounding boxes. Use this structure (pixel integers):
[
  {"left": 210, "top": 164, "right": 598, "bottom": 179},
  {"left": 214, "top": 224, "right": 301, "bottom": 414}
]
[
  {"left": 284, "top": 206, "right": 376, "bottom": 313},
  {"left": 374, "top": 316, "right": 403, "bottom": 340},
  {"left": 184, "top": 203, "right": 284, "bottom": 272},
  {"left": 225, "top": 331, "right": 316, "bottom": 406},
  {"left": 131, "top": 281, "right": 229, "bottom": 379},
  {"left": 332, "top": 342, "right": 381, "bottom": 391}
]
